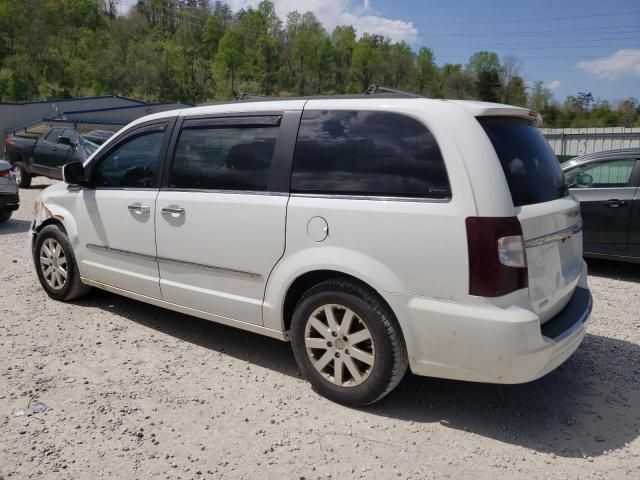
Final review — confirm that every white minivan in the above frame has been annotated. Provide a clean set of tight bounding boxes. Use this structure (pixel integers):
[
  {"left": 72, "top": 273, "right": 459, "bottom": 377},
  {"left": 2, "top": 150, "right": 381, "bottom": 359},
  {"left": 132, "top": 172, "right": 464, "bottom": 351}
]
[{"left": 31, "top": 95, "right": 592, "bottom": 405}]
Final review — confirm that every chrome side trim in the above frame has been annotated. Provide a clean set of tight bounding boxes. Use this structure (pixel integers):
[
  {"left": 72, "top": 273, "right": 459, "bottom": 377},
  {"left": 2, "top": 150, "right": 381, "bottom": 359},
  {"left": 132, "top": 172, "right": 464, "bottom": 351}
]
[
  {"left": 290, "top": 193, "right": 451, "bottom": 203},
  {"left": 160, "top": 188, "right": 289, "bottom": 197},
  {"left": 86, "top": 243, "right": 156, "bottom": 261},
  {"left": 525, "top": 221, "right": 582, "bottom": 248},
  {"left": 85, "top": 244, "right": 261, "bottom": 279},
  {"left": 156, "top": 256, "right": 262, "bottom": 279}
]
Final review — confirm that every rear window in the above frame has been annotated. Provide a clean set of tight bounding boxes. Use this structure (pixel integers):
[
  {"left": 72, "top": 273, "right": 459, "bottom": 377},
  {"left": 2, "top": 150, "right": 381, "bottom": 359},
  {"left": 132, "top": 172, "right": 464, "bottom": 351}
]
[{"left": 479, "top": 117, "right": 565, "bottom": 207}]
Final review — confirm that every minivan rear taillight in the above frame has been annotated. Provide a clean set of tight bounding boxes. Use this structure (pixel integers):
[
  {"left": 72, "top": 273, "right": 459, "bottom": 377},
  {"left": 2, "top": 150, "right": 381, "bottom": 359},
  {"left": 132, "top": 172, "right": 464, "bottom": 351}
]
[
  {"left": 0, "top": 168, "right": 11, "bottom": 177},
  {"left": 465, "top": 217, "right": 528, "bottom": 297}
]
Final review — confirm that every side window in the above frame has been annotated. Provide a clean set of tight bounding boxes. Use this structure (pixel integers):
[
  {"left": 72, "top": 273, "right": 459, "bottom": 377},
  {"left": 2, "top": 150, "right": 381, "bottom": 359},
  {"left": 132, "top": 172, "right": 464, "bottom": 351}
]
[
  {"left": 169, "top": 124, "right": 279, "bottom": 191},
  {"left": 61, "top": 128, "right": 76, "bottom": 141},
  {"left": 291, "top": 110, "right": 451, "bottom": 198},
  {"left": 565, "top": 159, "right": 636, "bottom": 188},
  {"left": 93, "top": 127, "right": 165, "bottom": 188},
  {"left": 45, "top": 128, "right": 63, "bottom": 142}
]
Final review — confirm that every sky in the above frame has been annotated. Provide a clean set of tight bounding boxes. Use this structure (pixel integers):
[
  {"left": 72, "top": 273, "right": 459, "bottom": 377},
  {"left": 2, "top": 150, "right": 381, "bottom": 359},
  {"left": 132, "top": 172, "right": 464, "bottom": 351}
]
[{"left": 120, "top": 0, "right": 640, "bottom": 103}]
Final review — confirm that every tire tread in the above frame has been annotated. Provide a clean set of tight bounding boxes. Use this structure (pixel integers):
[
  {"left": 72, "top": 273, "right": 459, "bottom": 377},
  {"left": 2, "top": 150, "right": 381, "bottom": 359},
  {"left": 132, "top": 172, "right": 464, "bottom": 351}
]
[{"left": 293, "top": 277, "right": 408, "bottom": 406}]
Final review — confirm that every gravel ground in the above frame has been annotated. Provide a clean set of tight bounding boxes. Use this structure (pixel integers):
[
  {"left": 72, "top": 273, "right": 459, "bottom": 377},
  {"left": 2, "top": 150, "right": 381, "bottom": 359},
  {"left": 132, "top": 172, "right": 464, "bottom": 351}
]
[{"left": 1, "top": 180, "right": 639, "bottom": 480}]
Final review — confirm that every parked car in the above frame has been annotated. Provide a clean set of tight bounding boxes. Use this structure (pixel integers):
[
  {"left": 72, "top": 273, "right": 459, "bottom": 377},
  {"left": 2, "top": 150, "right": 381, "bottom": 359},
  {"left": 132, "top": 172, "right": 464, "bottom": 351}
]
[
  {"left": 4, "top": 127, "right": 101, "bottom": 187},
  {"left": 0, "top": 158, "right": 19, "bottom": 223},
  {"left": 563, "top": 148, "right": 640, "bottom": 264},
  {"left": 30, "top": 97, "right": 592, "bottom": 405}
]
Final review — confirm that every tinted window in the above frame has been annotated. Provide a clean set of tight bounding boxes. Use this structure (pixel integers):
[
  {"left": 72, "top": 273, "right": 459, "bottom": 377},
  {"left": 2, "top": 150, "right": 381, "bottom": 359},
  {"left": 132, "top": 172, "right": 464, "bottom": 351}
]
[
  {"left": 45, "top": 128, "right": 63, "bottom": 142},
  {"left": 169, "top": 126, "right": 278, "bottom": 191},
  {"left": 291, "top": 110, "right": 450, "bottom": 198},
  {"left": 479, "top": 117, "right": 565, "bottom": 207},
  {"left": 61, "top": 128, "right": 75, "bottom": 140},
  {"left": 93, "top": 128, "right": 165, "bottom": 188},
  {"left": 565, "top": 159, "right": 636, "bottom": 188}
]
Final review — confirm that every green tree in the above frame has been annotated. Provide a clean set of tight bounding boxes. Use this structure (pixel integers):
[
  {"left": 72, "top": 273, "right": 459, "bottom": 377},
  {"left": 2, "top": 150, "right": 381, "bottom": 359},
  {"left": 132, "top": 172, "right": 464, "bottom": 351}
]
[
  {"left": 466, "top": 51, "right": 501, "bottom": 77},
  {"left": 416, "top": 47, "right": 438, "bottom": 96},
  {"left": 214, "top": 28, "right": 244, "bottom": 96},
  {"left": 350, "top": 34, "right": 380, "bottom": 92},
  {"left": 331, "top": 26, "right": 356, "bottom": 93}
]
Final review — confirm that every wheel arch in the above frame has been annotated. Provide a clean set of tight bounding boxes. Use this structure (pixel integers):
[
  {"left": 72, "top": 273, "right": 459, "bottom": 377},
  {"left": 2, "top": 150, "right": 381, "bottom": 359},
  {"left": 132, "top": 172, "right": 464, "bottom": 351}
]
[
  {"left": 282, "top": 270, "right": 397, "bottom": 331},
  {"left": 33, "top": 203, "right": 79, "bottom": 251},
  {"left": 263, "top": 247, "right": 408, "bottom": 335}
]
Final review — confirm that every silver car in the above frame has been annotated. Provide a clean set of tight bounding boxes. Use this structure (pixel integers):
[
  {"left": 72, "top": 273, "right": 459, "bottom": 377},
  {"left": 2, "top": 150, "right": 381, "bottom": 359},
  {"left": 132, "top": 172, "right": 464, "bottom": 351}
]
[{"left": 0, "top": 158, "right": 19, "bottom": 223}]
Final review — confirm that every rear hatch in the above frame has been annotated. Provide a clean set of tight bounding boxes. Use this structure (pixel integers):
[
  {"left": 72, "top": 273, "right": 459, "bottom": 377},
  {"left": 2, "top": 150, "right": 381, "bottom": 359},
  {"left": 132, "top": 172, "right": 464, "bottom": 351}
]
[{"left": 479, "top": 117, "right": 583, "bottom": 323}]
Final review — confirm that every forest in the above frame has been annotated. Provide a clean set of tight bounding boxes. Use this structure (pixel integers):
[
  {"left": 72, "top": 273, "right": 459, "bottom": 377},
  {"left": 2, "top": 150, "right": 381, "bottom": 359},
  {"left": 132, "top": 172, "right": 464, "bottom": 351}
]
[{"left": 0, "top": 0, "right": 638, "bottom": 128}]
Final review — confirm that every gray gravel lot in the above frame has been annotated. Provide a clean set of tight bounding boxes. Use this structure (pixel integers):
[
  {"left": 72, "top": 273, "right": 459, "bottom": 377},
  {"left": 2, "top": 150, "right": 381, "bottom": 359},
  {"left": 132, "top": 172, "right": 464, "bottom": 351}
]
[{"left": 1, "top": 180, "right": 639, "bottom": 479}]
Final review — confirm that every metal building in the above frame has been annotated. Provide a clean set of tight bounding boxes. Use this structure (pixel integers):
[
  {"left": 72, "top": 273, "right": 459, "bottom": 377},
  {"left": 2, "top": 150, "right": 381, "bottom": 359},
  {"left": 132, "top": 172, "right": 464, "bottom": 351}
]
[{"left": 1, "top": 96, "right": 192, "bottom": 143}]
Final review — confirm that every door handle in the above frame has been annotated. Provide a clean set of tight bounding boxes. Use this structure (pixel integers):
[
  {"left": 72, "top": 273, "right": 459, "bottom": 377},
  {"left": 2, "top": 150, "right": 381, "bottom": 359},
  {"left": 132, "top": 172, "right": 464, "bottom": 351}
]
[
  {"left": 52, "top": 147, "right": 57, "bottom": 151},
  {"left": 161, "top": 206, "right": 185, "bottom": 216},
  {"left": 606, "top": 199, "right": 627, "bottom": 208},
  {"left": 128, "top": 203, "right": 150, "bottom": 214}
]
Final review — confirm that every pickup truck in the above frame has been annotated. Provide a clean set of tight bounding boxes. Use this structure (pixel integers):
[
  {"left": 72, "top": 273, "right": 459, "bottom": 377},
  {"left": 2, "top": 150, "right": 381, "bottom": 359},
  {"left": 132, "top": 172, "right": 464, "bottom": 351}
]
[{"left": 3, "top": 127, "right": 110, "bottom": 188}]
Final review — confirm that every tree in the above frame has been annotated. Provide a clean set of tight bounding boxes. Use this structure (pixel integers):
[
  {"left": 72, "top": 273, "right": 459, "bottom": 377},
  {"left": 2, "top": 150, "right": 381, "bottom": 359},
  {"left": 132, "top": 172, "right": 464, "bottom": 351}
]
[
  {"left": 466, "top": 51, "right": 501, "bottom": 77},
  {"left": 529, "top": 81, "right": 553, "bottom": 112},
  {"left": 331, "top": 26, "right": 356, "bottom": 93},
  {"left": 502, "top": 74, "right": 527, "bottom": 106},
  {"left": 476, "top": 70, "right": 501, "bottom": 102},
  {"left": 350, "top": 34, "right": 379, "bottom": 92},
  {"left": 214, "top": 28, "right": 244, "bottom": 96},
  {"left": 0, "top": 0, "right": 629, "bottom": 123},
  {"left": 440, "top": 63, "right": 474, "bottom": 99},
  {"left": 617, "top": 98, "right": 638, "bottom": 127},
  {"left": 416, "top": 47, "right": 438, "bottom": 96},
  {"left": 573, "top": 91, "right": 594, "bottom": 115},
  {"left": 500, "top": 55, "right": 524, "bottom": 104}
]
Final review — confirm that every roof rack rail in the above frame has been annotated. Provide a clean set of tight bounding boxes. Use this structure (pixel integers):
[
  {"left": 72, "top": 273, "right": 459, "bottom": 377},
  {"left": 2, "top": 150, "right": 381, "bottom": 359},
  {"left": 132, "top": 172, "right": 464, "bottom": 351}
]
[
  {"left": 363, "top": 84, "right": 424, "bottom": 98},
  {"left": 234, "top": 93, "right": 272, "bottom": 101}
]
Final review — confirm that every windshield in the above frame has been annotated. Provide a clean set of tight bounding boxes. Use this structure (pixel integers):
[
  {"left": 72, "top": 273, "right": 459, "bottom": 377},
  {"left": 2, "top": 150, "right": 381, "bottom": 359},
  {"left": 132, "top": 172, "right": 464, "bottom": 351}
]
[{"left": 478, "top": 117, "right": 566, "bottom": 207}]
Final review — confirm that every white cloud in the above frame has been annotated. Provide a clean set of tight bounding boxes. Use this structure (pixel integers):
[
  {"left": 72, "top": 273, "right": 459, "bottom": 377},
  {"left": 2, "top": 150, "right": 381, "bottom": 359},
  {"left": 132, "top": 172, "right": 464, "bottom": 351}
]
[
  {"left": 120, "top": 0, "right": 417, "bottom": 42},
  {"left": 577, "top": 49, "right": 640, "bottom": 80},
  {"left": 547, "top": 80, "right": 561, "bottom": 91}
]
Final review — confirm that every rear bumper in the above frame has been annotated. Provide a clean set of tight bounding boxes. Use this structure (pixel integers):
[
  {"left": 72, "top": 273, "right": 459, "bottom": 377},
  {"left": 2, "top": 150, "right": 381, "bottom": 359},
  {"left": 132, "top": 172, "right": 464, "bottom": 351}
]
[
  {"left": 384, "top": 261, "right": 592, "bottom": 384},
  {"left": 0, "top": 192, "right": 19, "bottom": 211}
]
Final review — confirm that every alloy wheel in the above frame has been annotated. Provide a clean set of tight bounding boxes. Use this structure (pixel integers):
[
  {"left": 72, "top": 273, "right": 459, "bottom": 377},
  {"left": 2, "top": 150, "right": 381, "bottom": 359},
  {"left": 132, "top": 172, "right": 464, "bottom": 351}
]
[
  {"left": 304, "top": 304, "right": 375, "bottom": 387},
  {"left": 40, "top": 238, "right": 68, "bottom": 290},
  {"left": 12, "top": 165, "right": 21, "bottom": 186}
]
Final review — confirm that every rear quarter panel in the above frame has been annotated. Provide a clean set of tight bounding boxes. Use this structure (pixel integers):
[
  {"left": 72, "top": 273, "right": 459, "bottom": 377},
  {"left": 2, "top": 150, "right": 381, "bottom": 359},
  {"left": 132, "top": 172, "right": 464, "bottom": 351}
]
[{"left": 262, "top": 100, "right": 480, "bottom": 332}]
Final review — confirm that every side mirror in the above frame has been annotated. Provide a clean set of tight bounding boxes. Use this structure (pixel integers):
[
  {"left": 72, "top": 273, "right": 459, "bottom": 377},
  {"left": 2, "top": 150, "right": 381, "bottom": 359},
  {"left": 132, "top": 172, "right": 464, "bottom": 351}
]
[
  {"left": 58, "top": 135, "right": 74, "bottom": 146},
  {"left": 62, "top": 161, "right": 88, "bottom": 186}
]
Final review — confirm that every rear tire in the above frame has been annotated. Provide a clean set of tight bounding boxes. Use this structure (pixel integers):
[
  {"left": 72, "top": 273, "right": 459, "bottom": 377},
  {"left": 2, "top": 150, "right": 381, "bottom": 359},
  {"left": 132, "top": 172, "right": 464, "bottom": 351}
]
[
  {"left": 291, "top": 278, "right": 408, "bottom": 406},
  {"left": 0, "top": 207, "right": 11, "bottom": 223},
  {"left": 33, "top": 224, "right": 90, "bottom": 301},
  {"left": 13, "top": 162, "right": 31, "bottom": 188}
]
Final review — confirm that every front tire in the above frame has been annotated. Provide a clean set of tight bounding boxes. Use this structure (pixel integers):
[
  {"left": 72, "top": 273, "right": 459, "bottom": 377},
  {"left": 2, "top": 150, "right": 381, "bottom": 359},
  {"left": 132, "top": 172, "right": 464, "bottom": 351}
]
[
  {"left": 13, "top": 162, "right": 32, "bottom": 188},
  {"left": 291, "top": 278, "right": 408, "bottom": 406},
  {"left": 0, "top": 207, "right": 11, "bottom": 223},
  {"left": 34, "top": 224, "right": 90, "bottom": 301}
]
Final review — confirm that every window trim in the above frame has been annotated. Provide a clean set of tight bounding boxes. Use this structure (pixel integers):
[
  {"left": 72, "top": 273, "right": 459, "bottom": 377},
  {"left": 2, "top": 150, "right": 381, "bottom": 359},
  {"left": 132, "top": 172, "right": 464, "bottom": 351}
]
[
  {"left": 160, "top": 112, "right": 298, "bottom": 194},
  {"left": 86, "top": 119, "right": 175, "bottom": 190},
  {"left": 290, "top": 109, "right": 452, "bottom": 200}
]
